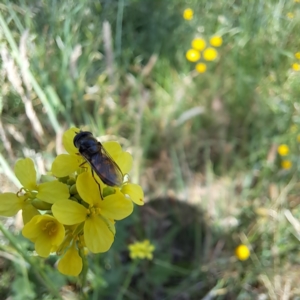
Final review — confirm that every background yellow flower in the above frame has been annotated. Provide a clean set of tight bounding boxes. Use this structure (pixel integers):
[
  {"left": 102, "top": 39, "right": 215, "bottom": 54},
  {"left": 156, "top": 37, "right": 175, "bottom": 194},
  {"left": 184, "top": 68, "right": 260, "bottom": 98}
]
[
  {"left": 281, "top": 160, "right": 292, "bottom": 169},
  {"left": 128, "top": 240, "right": 155, "bottom": 260},
  {"left": 235, "top": 244, "right": 250, "bottom": 261},
  {"left": 195, "top": 63, "right": 207, "bottom": 73},
  {"left": 192, "top": 38, "right": 206, "bottom": 51},
  {"left": 210, "top": 36, "right": 223, "bottom": 47},
  {"left": 183, "top": 8, "right": 194, "bottom": 20},
  {"left": 186, "top": 49, "right": 200, "bottom": 62},
  {"left": 292, "top": 63, "right": 300, "bottom": 71},
  {"left": 277, "top": 144, "right": 289, "bottom": 156},
  {"left": 203, "top": 48, "right": 218, "bottom": 61}
]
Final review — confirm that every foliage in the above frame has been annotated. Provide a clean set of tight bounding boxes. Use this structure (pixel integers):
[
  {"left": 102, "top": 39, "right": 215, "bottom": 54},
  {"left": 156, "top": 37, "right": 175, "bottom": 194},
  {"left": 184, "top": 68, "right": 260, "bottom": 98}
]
[{"left": 1, "top": 0, "right": 300, "bottom": 298}]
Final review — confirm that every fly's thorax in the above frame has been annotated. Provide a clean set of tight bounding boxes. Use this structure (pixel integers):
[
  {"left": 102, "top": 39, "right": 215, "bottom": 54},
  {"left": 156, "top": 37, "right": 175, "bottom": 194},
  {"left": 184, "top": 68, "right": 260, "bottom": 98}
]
[{"left": 73, "top": 131, "right": 94, "bottom": 149}]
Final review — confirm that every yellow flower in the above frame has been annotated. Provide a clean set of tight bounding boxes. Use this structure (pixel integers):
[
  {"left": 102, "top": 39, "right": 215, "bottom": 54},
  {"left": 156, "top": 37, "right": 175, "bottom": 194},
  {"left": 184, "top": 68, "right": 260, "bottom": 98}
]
[
  {"left": 22, "top": 215, "right": 65, "bottom": 257},
  {"left": 297, "top": 134, "right": 300, "bottom": 142},
  {"left": 295, "top": 0, "right": 300, "bottom": 3},
  {"left": 52, "top": 171, "right": 133, "bottom": 253},
  {"left": 295, "top": 52, "right": 300, "bottom": 59},
  {"left": 203, "top": 47, "right": 218, "bottom": 61},
  {"left": 287, "top": 12, "right": 294, "bottom": 19},
  {"left": 0, "top": 158, "right": 69, "bottom": 223},
  {"left": 186, "top": 49, "right": 200, "bottom": 62},
  {"left": 195, "top": 63, "right": 207, "bottom": 73},
  {"left": 277, "top": 144, "right": 289, "bottom": 156},
  {"left": 292, "top": 63, "right": 300, "bottom": 71},
  {"left": 183, "top": 8, "right": 194, "bottom": 20},
  {"left": 58, "top": 243, "right": 83, "bottom": 276},
  {"left": 209, "top": 36, "right": 223, "bottom": 47},
  {"left": 191, "top": 38, "right": 206, "bottom": 51},
  {"left": 235, "top": 244, "right": 250, "bottom": 261},
  {"left": 281, "top": 160, "right": 292, "bottom": 169},
  {"left": 128, "top": 240, "right": 155, "bottom": 260}
]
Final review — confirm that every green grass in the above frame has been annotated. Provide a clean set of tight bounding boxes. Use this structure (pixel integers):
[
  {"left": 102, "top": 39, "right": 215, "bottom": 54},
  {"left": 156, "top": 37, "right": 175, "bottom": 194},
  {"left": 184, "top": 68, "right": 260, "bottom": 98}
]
[{"left": 1, "top": 0, "right": 300, "bottom": 298}]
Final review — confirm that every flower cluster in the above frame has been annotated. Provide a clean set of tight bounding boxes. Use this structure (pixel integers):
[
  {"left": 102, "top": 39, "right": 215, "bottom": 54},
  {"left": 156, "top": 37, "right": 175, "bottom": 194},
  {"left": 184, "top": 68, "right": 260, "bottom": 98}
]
[
  {"left": 0, "top": 128, "right": 144, "bottom": 276},
  {"left": 277, "top": 144, "right": 292, "bottom": 170},
  {"left": 186, "top": 36, "right": 223, "bottom": 73},
  {"left": 128, "top": 240, "right": 155, "bottom": 260},
  {"left": 292, "top": 51, "right": 300, "bottom": 71}
]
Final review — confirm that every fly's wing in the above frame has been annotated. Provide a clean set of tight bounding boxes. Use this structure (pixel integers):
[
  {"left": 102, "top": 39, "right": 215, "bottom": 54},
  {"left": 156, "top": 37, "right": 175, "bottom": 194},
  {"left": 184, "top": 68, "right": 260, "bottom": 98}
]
[{"left": 89, "top": 147, "right": 123, "bottom": 187}]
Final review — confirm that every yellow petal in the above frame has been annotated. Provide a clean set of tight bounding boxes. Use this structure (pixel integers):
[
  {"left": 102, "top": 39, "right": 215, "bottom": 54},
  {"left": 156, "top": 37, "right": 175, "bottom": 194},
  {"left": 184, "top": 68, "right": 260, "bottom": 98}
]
[
  {"left": 84, "top": 216, "right": 114, "bottom": 253},
  {"left": 76, "top": 172, "right": 101, "bottom": 205},
  {"left": 22, "top": 215, "right": 43, "bottom": 241},
  {"left": 52, "top": 200, "right": 87, "bottom": 225},
  {"left": 101, "top": 191, "right": 133, "bottom": 220},
  {"left": 121, "top": 183, "right": 144, "bottom": 206},
  {"left": 37, "top": 181, "right": 70, "bottom": 204},
  {"left": 103, "top": 141, "right": 123, "bottom": 159},
  {"left": 51, "top": 154, "right": 81, "bottom": 177},
  {"left": 22, "top": 203, "right": 40, "bottom": 224},
  {"left": 14, "top": 158, "right": 37, "bottom": 190},
  {"left": 35, "top": 234, "right": 53, "bottom": 257},
  {"left": 63, "top": 127, "right": 80, "bottom": 154},
  {"left": 0, "top": 193, "right": 24, "bottom": 216},
  {"left": 58, "top": 245, "right": 83, "bottom": 276},
  {"left": 115, "top": 152, "right": 133, "bottom": 175}
]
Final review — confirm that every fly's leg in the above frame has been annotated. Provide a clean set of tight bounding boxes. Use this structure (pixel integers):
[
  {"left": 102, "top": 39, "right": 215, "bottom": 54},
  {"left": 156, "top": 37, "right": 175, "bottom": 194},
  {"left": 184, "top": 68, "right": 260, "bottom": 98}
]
[
  {"left": 91, "top": 169, "right": 103, "bottom": 199},
  {"left": 78, "top": 158, "right": 103, "bottom": 199}
]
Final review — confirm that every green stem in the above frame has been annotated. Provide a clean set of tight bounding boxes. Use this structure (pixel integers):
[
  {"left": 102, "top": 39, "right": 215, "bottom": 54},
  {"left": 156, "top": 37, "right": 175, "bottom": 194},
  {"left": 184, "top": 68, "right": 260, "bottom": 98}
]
[
  {"left": 116, "top": 260, "right": 139, "bottom": 300},
  {"left": 0, "top": 221, "right": 62, "bottom": 299},
  {"left": 78, "top": 247, "right": 89, "bottom": 299}
]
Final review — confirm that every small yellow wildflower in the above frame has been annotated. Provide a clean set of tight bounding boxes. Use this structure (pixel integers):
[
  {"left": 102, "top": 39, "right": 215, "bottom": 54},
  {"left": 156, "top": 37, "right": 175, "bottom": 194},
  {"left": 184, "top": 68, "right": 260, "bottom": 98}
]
[
  {"left": 52, "top": 171, "right": 133, "bottom": 253},
  {"left": 0, "top": 158, "right": 69, "bottom": 224},
  {"left": 295, "top": 52, "right": 300, "bottom": 59},
  {"left": 128, "top": 240, "right": 155, "bottom": 260},
  {"left": 292, "top": 63, "right": 300, "bottom": 71},
  {"left": 295, "top": 0, "right": 300, "bottom": 2},
  {"left": 203, "top": 47, "right": 218, "bottom": 61},
  {"left": 235, "top": 244, "right": 250, "bottom": 261},
  {"left": 297, "top": 134, "right": 300, "bottom": 142},
  {"left": 22, "top": 215, "right": 65, "bottom": 257},
  {"left": 195, "top": 63, "right": 207, "bottom": 73},
  {"left": 281, "top": 160, "right": 292, "bottom": 170},
  {"left": 183, "top": 8, "right": 194, "bottom": 20},
  {"left": 286, "top": 12, "right": 294, "bottom": 19},
  {"left": 186, "top": 49, "right": 200, "bottom": 62},
  {"left": 210, "top": 36, "right": 223, "bottom": 47},
  {"left": 192, "top": 38, "right": 206, "bottom": 51},
  {"left": 277, "top": 144, "right": 289, "bottom": 156}
]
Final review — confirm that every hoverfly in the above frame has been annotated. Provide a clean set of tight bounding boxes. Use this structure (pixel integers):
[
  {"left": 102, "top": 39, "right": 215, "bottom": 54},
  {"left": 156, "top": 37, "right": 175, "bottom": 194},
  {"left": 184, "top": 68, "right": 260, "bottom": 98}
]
[{"left": 73, "top": 131, "right": 123, "bottom": 190}]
